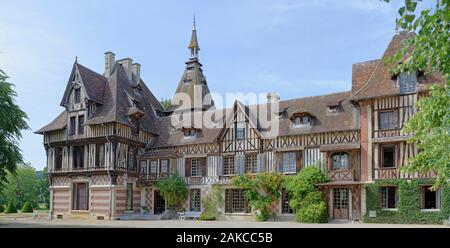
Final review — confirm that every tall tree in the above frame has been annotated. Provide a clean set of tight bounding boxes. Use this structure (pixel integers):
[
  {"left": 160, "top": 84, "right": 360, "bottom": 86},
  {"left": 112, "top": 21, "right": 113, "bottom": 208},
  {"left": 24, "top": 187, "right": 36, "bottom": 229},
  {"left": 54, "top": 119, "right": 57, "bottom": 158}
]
[
  {"left": 385, "top": 0, "right": 449, "bottom": 188},
  {"left": 0, "top": 69, "right": 29, "bottom": 188}
]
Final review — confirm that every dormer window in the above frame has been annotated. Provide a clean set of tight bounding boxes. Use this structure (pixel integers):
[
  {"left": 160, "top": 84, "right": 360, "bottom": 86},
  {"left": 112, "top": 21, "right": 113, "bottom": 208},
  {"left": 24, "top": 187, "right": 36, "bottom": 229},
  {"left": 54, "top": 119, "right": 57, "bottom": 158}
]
[
  {"left": 74, "top": 88, "right": 81, "bottom": 103},
  {"left": 184, "top": 128, "right": 199, "bottom": 138},
  {"left": 328, "top": 105, "right": 338, "bottom": 113},
  {"left": 292, "top": 113, "right": 312, "bottom": 128},
  {"left": 398, "top": 71, "right": 417, "bottom": 94}
]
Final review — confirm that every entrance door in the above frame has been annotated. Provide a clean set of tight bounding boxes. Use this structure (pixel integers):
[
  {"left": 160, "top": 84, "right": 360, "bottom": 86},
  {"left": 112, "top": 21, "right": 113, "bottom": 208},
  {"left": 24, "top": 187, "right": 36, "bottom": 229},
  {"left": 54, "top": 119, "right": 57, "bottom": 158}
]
[
  {"left": 333, "top": 188, "right": 349, "bottom": 219},
  {"left": 154, "top": 190, "right": 165, "bottom": 215}
]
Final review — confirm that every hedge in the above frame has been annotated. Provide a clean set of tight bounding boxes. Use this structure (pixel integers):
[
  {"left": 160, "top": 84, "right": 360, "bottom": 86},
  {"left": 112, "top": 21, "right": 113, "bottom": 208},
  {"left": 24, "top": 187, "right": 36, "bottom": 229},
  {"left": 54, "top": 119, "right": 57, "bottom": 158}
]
[
  {"left": 364, "top": 179, "right": 450, "bottom": 224},
  {"left": 21, "top": 202, "right": 34, "bottom": 213},
  {"left": 4, "top": 202, "right": 17, "bottom": 214}
]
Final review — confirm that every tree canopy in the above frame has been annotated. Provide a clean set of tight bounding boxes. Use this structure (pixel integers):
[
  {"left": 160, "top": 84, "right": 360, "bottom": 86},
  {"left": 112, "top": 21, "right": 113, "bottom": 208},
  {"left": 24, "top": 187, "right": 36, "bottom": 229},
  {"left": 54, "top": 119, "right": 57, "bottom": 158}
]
[
  {"left": 0, "top": 69, "right": 29, "bottom": 188},
  {"left": 385, "top": 0, "right": 449, "bottom": 188}
]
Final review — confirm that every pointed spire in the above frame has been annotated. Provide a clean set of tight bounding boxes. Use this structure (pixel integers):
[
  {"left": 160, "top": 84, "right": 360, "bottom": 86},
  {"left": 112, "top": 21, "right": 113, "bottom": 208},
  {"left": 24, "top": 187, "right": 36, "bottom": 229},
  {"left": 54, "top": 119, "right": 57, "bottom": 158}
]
[
  {"left": 75, "top": 56, "right": 78, "bottom": 63},
  {"left": 188, "top": 15, "right": 200, "bottom": 58}
]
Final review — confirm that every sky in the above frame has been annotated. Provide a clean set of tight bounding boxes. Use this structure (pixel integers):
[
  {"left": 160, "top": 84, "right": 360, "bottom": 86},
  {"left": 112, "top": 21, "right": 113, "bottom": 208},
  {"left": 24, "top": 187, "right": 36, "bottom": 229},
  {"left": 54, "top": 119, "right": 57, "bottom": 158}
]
[{"left": 0, "top": 0, "right": 433, "bottom": 170}]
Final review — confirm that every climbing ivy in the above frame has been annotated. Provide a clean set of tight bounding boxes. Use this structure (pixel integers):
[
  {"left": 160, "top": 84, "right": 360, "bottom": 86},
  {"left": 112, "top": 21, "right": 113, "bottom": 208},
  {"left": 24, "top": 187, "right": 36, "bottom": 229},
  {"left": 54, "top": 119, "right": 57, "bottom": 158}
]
[{"left": 364, "top": 179, "right": 450, "bottom": 224}]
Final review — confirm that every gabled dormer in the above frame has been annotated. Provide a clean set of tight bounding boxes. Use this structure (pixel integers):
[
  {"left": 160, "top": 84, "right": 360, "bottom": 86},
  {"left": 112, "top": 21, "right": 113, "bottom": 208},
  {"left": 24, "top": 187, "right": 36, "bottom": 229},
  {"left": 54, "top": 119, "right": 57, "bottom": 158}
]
[
  {"left": 291, "top": 112, "right": 314, "bottom": 128},
  {"left": 60, "top": 60, "right": 107, "bottom": 112}
]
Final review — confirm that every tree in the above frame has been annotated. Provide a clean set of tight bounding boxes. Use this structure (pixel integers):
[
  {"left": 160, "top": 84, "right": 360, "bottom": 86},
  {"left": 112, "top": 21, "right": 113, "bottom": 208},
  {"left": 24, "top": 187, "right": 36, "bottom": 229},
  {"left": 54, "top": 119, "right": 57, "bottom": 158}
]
[
  {"left": 37, "top": 167, "right": 50, "bottom": 209},
  {"left": 0, "top": 164, "right": 39, "bottom": 208},
  {"left": 155, "top": 174, "right": 188, "bottom": 211},
  {"left": 160, "top": 98, "right": 171, "bottom": 110},
  {"left": 384, "top": 0, "right": 449, "bottom": 189},
  {"left": 232, "top": 172, "right": 283, "bottom": 221},
  {"left": 0, "top": 69, "right": 29, "bottom": 188}
]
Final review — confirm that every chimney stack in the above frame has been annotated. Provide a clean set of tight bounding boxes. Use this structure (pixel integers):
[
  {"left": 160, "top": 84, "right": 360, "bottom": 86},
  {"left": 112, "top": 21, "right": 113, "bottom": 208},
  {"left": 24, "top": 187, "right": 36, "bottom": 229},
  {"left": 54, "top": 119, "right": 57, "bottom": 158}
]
[
  {"left": 117, "top": 58, "right": 133, "bottom": 82},
  {"left": 132, "top": 63, "right": 141, "bottom": 84},
  {"left": 104, "top": 51, "right": 115, "bottom": 78},
  {"left": 267, "top": 92, "right": 280, "bottom": 103}
]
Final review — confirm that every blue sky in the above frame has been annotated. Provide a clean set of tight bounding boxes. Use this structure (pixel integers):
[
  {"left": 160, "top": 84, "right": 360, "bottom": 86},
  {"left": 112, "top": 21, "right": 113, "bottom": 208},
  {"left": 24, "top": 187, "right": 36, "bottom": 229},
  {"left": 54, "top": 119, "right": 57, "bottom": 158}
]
[{"left": 0, "top": 0, "right": 432, "bottom": 170}]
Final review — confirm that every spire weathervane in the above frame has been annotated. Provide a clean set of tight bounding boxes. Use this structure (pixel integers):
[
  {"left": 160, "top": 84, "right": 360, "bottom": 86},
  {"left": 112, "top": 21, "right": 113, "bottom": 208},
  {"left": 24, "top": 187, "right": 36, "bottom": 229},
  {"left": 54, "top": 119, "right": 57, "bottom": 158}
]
[{"left": 188, "top": 15, "right": 200, "bottom": 58}]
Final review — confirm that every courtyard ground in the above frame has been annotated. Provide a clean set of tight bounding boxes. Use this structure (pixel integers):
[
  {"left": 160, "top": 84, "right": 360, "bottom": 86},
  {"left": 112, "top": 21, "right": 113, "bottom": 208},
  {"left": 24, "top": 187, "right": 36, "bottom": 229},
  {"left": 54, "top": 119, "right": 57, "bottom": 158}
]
[{"left": 0, "top": 214, "right": 448, "bottom": 228}]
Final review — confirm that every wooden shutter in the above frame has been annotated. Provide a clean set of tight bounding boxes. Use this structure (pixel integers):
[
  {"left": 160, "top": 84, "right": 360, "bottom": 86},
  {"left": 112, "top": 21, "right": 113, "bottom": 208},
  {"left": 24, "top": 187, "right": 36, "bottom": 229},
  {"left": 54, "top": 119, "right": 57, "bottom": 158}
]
[
  {"left": 185, "top": 158, "right": 191, "bottom": 177},
  {"left": 234, "top": 155, "right": 240, "bottom": 174},
  {"left": 201, "top": 158, "right": 207, "bottom": 177},
  {"left": 217, "top": 156, "right": 223, "bottom": 176},
  {"left": 239, "top": 155, "right": 245, "bottom": 174},
  {"left": 296, "top": 151, "right": 302, "bottom": 173},
  {"left": 257, "top": 153, "right": 265, "bottom": 173},
  {"left": 276, "top": 153, "right": 283, "bottom": 173}
]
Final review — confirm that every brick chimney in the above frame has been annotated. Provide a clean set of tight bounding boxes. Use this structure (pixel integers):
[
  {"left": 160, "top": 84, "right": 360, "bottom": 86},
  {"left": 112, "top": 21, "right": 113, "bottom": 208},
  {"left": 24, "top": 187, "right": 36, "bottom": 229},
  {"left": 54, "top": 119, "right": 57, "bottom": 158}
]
[
  {"left": 117, "top": 58, "right": 133, "bottom": 82},
  {"left": 267, "top": 92, "right": 280, "bottom": 103}
]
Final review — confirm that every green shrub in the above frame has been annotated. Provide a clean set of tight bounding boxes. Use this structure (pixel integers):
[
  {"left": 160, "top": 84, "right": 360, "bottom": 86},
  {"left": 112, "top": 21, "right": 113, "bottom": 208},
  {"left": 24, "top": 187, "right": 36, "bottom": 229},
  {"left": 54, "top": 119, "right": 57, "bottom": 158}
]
[
  {"left": 285, "top": 166, "right": 329, "bottom": 223},
  {"left": 21, "top": 202, "right": 33, "bottom": 213},
  {"left": 199, "top": 211, "right": 216, "bottom": 220},
  {"left": 0, "top": 204, "right": 4, "bottom": 213},
  {"left": 4, "top": 202, "right": 17, "bottom": 214},
  {"left": 296, "top": 202, "right": 328, "bottom": 223}
]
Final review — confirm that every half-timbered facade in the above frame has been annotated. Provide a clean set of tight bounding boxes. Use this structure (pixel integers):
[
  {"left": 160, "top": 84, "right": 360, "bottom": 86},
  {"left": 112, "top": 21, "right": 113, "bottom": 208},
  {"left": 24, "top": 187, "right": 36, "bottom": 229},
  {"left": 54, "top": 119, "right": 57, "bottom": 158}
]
[{"left": 37, "top": 26, "right": 444, "bottom": 221}]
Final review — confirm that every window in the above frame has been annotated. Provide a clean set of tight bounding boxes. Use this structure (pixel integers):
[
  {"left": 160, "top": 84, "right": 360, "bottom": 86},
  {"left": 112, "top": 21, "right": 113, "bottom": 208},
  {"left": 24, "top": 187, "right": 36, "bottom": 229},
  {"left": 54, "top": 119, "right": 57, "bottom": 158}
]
[
  {"left": 381, "top": 145, "right": 396, "bottom": 168},
  {"left": 69, "top": 116, "right": 76, "bottom": 135},
  {"left": 139, "top": 160, "right": 147, "bottom": 175},
  {"left": 72, "top": 182, "right": 88, "bottom": 210},
  {"left": 55, "top": 147, "right": 63, "bottom": 170},
  {"left": 190, "top": 189, "right": 201, "bottom": 212},
  {"left": 126, "top": 183, "right": 133, "bottom": 211},
  {"left": 191, "top": 159, "right": 201, "bottom": 177},
  {"left": 150, "top": 160, "right": 158, "bottom": 174},
  {"left": 131, "top": 118, "right": 140, "bottom": 135},
  {"left": 281, "top": 152, "right": 296, "bottom": 173},
  {"left": 381, "top": 186, "right": 397, "bottom": 209},
  {"left": 293, "top": 115, "right": 312, "bottom": 127},
  {"left": 78, "top": 115, "right": 84, "bottom": 134},
  {"left": 399, "top": 71, "right": 417, "bottom": 94},
  {"left": 184, "top": 128, "right": 198, "bottom": 137},
  {"left": 332, "top": 152, "right": 349, "bottom": 170},
  {"left": 225, "top": 189, "right": 251, "bottom": 213},
  {"left": 72, "top": 146, "right": 84, "bottom": 169},
  {"left": 96, "top": 144, "right": 105, "bottom": 167},
  {"left": 379, "top": 111, "right": 398, "bottom": 130},
  {"left": 328, "top": 105, "right": 338, "bottom": 113},
  {"left": 223, "top": 156, "right": 235, "bottom": 175},
  {"left": 74, "top": 88, "right": 81, "bottom": 103},
  {"left": 128, "top": 147, "right": 136, "bottom": 170},
  {"left": 421, "top": 186, "right": 440, "bottom": 210},
  {"left": 235, "top": 122, "right": 245, "bottom": 140},
  {"left": 160, "top": 159, "right": 169, "bottom": 175},
  {"left": 281, "top": 188, "right": 294, "bottom": 214},
  {"left": 245, "top": 154, "right": 257, "bottom": 174}
]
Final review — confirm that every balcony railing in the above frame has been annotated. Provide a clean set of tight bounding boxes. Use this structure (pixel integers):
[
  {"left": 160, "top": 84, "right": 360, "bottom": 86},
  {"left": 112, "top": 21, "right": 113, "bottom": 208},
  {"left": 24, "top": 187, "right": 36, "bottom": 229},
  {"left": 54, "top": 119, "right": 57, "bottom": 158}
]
[
  {"left": 329, "top": 169, "right": 354, "bottom": 181},
  {"left": 373, "top": 128, "right": 401, "bottom": 139},
  {"left": 49, "top": 165, "right": 136, "bottom": 173},
  {"left": 138, "top": 172, "right": 169, "bottom": 181},
  {"left": 374, "top": 167, "right": 436, "bottom": 180}
]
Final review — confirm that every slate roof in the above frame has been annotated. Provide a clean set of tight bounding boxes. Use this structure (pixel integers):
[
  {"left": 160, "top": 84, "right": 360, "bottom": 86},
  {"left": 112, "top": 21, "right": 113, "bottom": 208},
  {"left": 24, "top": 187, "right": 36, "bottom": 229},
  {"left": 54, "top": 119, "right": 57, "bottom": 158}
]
[
  {"left": 37, "top": 61, "right": 163, "bottom": 135},
  {"left": 149, "top": 91, "right": 359, "bottom": 148},
  {"left": 35, "top": 111, "right": 67, "bottom": 134},
  {"left": 350, "top": 31, "right": 444, "bottom": 101}
]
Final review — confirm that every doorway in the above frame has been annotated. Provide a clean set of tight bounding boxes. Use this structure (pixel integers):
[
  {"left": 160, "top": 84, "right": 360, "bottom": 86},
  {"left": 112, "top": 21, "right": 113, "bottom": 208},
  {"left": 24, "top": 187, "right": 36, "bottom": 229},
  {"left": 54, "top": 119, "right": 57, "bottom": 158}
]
[
  {"left": 333, "top": 188, "right": 349, "bottom": 219},
  {"left": 154, "top": 190, "right": 165, "bottom": 215}
]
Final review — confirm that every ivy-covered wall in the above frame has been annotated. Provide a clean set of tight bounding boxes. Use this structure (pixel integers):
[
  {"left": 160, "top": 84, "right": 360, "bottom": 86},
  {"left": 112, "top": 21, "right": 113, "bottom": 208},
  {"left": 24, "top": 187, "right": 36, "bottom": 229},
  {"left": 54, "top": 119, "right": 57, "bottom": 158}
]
[{"left": 364, "top": 179, "right": 450, "bottom": 224}]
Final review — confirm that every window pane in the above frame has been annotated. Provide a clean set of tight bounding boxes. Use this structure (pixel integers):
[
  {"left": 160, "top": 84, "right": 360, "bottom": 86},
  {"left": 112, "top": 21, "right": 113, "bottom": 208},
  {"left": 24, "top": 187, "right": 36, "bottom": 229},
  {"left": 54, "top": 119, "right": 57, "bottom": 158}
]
[{"left": 382, "top": 146, "right": 395, "bottom": 168}]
